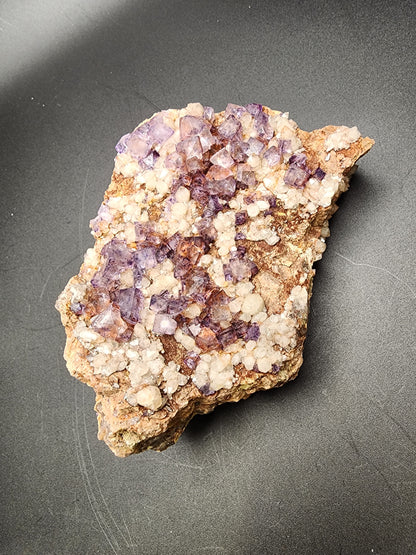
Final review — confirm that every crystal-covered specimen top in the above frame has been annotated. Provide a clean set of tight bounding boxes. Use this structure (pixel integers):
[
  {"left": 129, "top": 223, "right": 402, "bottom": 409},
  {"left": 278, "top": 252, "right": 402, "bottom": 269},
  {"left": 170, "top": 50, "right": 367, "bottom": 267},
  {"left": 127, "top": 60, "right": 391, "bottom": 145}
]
[{"left": 61, "top": 102, "right": 363, "bottom": 412}]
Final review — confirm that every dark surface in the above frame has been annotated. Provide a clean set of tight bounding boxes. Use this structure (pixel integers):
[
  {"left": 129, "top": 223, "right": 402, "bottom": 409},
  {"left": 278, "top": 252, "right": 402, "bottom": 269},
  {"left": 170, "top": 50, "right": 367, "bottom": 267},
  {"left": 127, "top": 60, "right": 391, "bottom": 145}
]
[{"left": 1, "top": 0, "right": 415, "bottom": 553}]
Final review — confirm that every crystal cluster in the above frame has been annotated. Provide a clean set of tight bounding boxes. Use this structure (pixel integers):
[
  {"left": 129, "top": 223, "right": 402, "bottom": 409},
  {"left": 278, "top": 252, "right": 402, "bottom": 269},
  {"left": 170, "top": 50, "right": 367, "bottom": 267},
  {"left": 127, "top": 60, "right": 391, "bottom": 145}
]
[
  {"left": 65, "top": 102, "right": 361, "bottom": 409},
  {"left": 55, "top": 102, "right": 374, "bottom": 455}
]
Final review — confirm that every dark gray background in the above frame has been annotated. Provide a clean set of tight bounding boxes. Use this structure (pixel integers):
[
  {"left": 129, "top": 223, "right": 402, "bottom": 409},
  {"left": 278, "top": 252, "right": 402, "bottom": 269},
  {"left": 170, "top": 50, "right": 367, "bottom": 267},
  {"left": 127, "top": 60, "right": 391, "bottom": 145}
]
[{"left": 1, "top": 0, "right": 415, "bottom": 553}]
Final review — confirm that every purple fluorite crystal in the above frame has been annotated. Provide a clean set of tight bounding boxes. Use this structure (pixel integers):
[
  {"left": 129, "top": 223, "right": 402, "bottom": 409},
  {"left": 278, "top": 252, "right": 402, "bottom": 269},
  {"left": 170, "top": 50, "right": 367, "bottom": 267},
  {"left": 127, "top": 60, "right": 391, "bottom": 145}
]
[
  {"left": 245, "top": 323, "right": 260, "bottom": 341},
  {"left": 133, "top": 247, "right": 158, "bottom": 271},
  {"left": 199, "top": 384, "right": 216, "bottom": 396},
  {"left": 177, "top": 136, "right": 203, "bottom": 160},
  {"left": 245, "top": 103, "right": 263, "bottom": 116},
  {"left": 183, "top": 351, "right": 200, "bottom": 370},
  {"left": 225, "top": 103, "right": 247, "bottom": 118},
  {"left": 217, "top": 326, "right": 238, "bottom": 347},
  {"left": 218, "top": 116, "right": 241, "bottom": 140},
  {"left": 203, "top": 106, "right": 215, "bottom": 122},
  {"left": 70, "top": 302, "right": 85, "bottom": 315},
  {"left": 121, "top": 133, "right": 151, "bottom": 159},
  {"left": 210, "top": 148, "right": 234, "bottom": 168},
  {"left": 264, "top": 146, "right": 282, "bottom": 167},
  {"left": 184, "top": 269, "right": 213, "bottom": 303},
  {"left": 284, "top": 152, "right": 312, "bottom": 189},
  {"left": 111, "top": 287, "right": 143, "bottom": 325},
  {"left": 284, "top": 166, "right": 310, "bottom": 189},
  {"left": 173, "top": 256, "right": 192, "bottom": 279},
  {"left": 203, "top": 195, "right": 223, "bottom": 218},
  {"left": 235, "top": 211, "right": 248, "bottom": 225},
  {"left": 244, "top": 137, "right": 266, "bottom": 155},
  {"left": 91, "top": 239, "right": 133, "bottom": 289},
  {"left": 90, "top": 305, "right": 130, "bottom": 341},
  {"left": 206, "top": 177, "right": 236, "bottom": 199},
  {"left": 90, "top": 203, "right": 112, "bottom": 233},
  {"left": 277, "top": 138, "right": 292, "bottom": 156},
  {"left": 179, "top": 115, "right": 206, "bottom": 139},
  {"left": 146, "top": 114, "right": 174, "bottom": 144},
  {"left": 236, "top": 166, "right": 256, "bottom": 188},
  {"left": 167, "top": 297, "right": 189, "bottom": 316},
  {"left": 314, "top": 167, "right": 326, "bottom": 181},
  {"left": 149, "top": 291, "right": 170, "bottom": 314},
  {"left": 141, "top": 150, "right": 160, "bottom": 169},
  {"left": 253, "top": 110, "right": 273, "bottom": 139}
]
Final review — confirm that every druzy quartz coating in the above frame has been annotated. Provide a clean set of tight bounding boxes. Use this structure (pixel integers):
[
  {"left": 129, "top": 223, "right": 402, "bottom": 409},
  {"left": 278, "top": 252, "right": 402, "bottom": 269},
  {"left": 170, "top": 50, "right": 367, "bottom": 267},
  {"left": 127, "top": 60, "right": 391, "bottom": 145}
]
[{"left": 59, "top": 102, "right": 369, "bottom": 414}]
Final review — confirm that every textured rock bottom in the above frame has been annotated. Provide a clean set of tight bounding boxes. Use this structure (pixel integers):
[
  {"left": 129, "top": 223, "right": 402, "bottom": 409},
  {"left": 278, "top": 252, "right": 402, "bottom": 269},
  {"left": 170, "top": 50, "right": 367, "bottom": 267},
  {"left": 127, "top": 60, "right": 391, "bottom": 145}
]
[{"left": 56, "top": 103, "right": 373, "bottom": 456}]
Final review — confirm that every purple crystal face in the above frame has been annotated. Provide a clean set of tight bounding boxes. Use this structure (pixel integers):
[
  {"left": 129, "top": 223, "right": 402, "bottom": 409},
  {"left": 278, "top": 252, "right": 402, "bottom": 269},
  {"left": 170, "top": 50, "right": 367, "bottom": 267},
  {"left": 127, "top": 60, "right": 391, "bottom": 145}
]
[
  {"left": 111, "top": 287, "right": 143, "bottom": 325},
  {"left": 183, "top": 351, "right": 200, "bottom": 370},
  {"left": 90, "top": 305, "right": 130, "bottom": 341},
  {"left": 149, "top": 291, "right": 170, "bottom": 313},
  {"left": 245, "top": 323, "right": 260, "bottom": 341},
  {"left": 284, "top": 153, "right": 312, "bottom": 189},
  {"left": 225, "top": 103, "right": 247, "bottom": 118},
  {"left": 235, "top": 211, "right": 248, "bottom": 225},
  {"left": 91, "top": 239, "right": 133, "bottom": 289},
  {"left": 88, "top": 104, "right": 312, "bottom": 361},
  {"left": 271, "top": 364, "right": 281, "bottom": 374},
  {"left": 115, "top": 133, "right": 130, "bottom": 154},
  {"left": 277, "top": 139, "right": 292, "bottom": 156},
  {"left": 218, "top": 115, "right": 242, "bottom": 140},
  {"left": 122, "top": 133, "right": 151, "bottom": 159},
  {"left": 146, "top": 113, "right": 175, "bottom": 144},
  {"left": 142, "top": 150, "right": 160, "bottom": 169},
  {"left": 314, "top": 167, "right": 326, "bottom": 181},
  {"left": 206, "top": 177, "right": 236, "bottom": 200},
  {"left": 203, "top": 106, "right": 215, "bottom": 122},
  {"left": 70, "top": 302, "right": 85, "bottom": 315},
  {"left": 244, "top": 137, "right": 266, "bottom": 155},
  {"left": 115, "top": 113, "right": 173, "bottom": 159},
  {"left": 210, "top": 148, "right": 234, "bottom": 168},
  {"left": 284, "top": 166, "right": 311, "bottom": 189},
  {"left": 179, "top": 115, "right": 206, "bottom": 139},
  {"left": 90, "top": 203, "right": 112, "bottom": 233},
  {"left": 245, "top": 103, "right": 263, "bottom": 116},
  {"left": 236, "top": 166, "right": 256, "bottom": 188},
  {"left": 133, "top": 247, "right": 158, "bottom": 271},
  {"left": 199, "top": 384, "right": 216, "bottom": 396},
  {"left": 264, "top": 146, "right": 282, "bottom": 167}
]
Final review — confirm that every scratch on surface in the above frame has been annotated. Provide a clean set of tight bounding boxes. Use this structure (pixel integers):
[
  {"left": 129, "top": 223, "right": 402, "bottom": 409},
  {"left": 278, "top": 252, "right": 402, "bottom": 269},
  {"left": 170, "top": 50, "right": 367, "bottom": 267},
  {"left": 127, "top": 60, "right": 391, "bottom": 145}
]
[
  {"left": 345, "top": 432, "right": 401, "bottom": 499},
  {"left": 197, "top": 547, "right": 227, "bottom": 552},
  {"left": 0, "top": 16, "right": 13, "bottom": 27},
  {"left": 39, "top": 252, "right": 83, "bottom": 301},
  {"left": 372, "top": 402, "right": 416, "bottom": 450},
  {"left": 155, "top": 451, "right": 203, "bottom": 471},
  {"left": 39, "top": 392, "right": 44, "bottom": 435},
  {"left": 73, "top": 385, "right": 119, "bottom": 554},
  {"left": 335, "top": 252, "right": 416, "bottom": 299},
  {"left": 132, "top": 89, "right": 162, "bottom": 112},
  {"left": 81, "top": 388, "right": 131, "bottom": 549},
  {"left": 79, "top": 169, "right": 89, "bottom": 255},
  {"left": 39, "top": 269, "right": 54, "bottom": 301},
  {"left": 209, "top": 429, "right": 223, "bottom": 471},
  {"left": 121, "top": 511, "right": 135, "bottom": 548}
]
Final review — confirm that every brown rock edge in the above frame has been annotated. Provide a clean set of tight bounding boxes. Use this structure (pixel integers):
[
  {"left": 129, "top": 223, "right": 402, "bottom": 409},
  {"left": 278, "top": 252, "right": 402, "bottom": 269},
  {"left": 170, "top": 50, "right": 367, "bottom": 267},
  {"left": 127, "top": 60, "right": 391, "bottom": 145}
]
[{"left": 56, "top": 117, "right": 374, "bottom": 457}]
